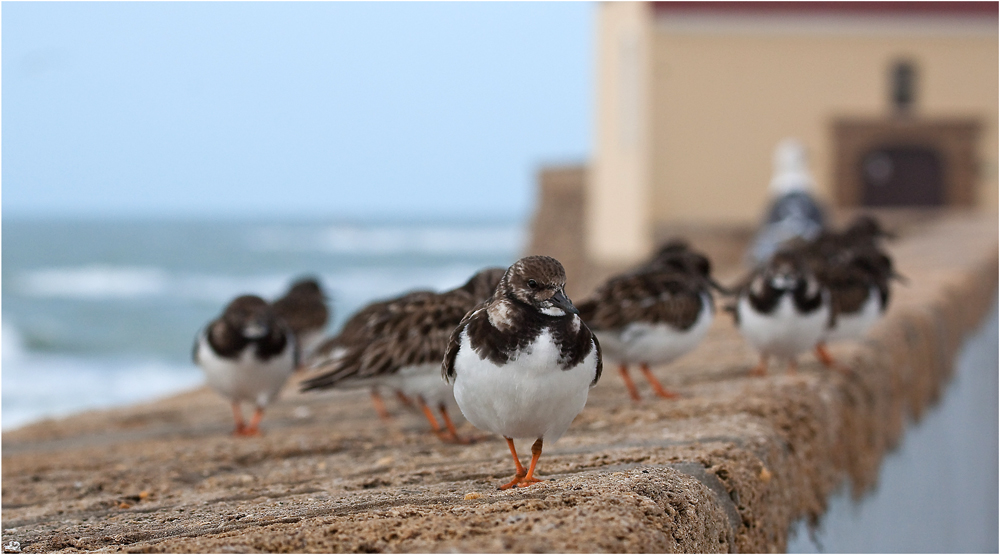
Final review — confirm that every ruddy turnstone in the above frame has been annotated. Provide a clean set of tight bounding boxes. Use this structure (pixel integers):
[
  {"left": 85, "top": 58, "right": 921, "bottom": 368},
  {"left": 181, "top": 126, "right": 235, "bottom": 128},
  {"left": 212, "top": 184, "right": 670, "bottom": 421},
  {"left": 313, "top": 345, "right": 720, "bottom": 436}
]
[
  {"left": 731, "top": 249, "right": 831, "bottom": 376},
  {"left": 302, "top": 268, "right": 505, "bottom": 442},
  {"left": 803, "top": 216, "right": 900, "bottom": 368},
  {"left": 272, "top": 277, "right": 329, "bottom": 361},
  {"left": 193, "top": 295, "right": 298, "bottom": 436},
  {"left": 578, "top": 241, "right": 721, "bottom": 401},
  {"left": 811, "top": 214, "right": 894, "bottom": 256},
  {"left": 444, "top": 256, "right": 602, "bottom": 489}
]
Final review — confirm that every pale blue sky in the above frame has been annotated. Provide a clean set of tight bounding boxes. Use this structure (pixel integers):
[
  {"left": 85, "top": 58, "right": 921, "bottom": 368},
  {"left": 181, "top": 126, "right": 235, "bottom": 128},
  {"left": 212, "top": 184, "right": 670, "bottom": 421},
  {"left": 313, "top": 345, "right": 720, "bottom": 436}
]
[{"left": 2, "top": 2, "right": 594, "bottom": 220}]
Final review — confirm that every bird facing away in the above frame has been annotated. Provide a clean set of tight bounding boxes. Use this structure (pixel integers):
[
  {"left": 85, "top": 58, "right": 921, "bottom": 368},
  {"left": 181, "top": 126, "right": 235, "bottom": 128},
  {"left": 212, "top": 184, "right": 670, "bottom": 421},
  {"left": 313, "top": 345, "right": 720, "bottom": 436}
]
[
  {"left": 798, "top": 215, "right": 900, "bottom": 369},
  {"left": 731, "top": 249, "right": 831, "bottom": 376},
  {"left": 193, "top": 295, "right": 298, "bottom": 436},
  {"left": 301, "top": 268, "right": 505, "bottom": 443},
  {"left": 272, "top": 277, "right": 330, "bottom": 361},
  {"left": 578, "top": 240, "right": 723, "bottom": 401},
  {"left": 444, "top": 256, "right": 602, "bottom": 489}
]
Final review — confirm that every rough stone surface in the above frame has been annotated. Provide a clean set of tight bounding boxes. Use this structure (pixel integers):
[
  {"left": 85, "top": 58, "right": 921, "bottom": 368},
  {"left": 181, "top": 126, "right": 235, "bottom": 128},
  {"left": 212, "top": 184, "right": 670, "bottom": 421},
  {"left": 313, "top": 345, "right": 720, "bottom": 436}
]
[{"left": 2, "top": 212, "right": 996, "bottom": 553}]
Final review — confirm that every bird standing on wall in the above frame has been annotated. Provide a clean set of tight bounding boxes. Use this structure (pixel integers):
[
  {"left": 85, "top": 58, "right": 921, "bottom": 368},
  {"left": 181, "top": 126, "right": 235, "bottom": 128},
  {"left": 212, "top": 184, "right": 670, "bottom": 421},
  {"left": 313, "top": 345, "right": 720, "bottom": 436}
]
[
  {"left": 301, "top": 268, "right": 505, "bottom": 443},
  {"left": 731, "top": 249, "right": 831, "bottom": 375},
  {"left": 444, "top": 256, "right": 602, "bottom": 489},
  {"left": 193, "top": 295, "right": 298, "bottom": 436},
  {"left": 804, "top": 215, "right": 901, "bottom": 369},
  {"left": 577, "top": 241, "right": 722, "bottom": 401},
  {"left": 272, "top": 277, "right": 330, "bottom": 362}
]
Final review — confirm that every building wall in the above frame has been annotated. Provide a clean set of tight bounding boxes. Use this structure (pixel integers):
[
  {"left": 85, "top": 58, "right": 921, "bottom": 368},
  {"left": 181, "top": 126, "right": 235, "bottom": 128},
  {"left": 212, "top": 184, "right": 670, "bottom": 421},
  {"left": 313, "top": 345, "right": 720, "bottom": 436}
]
[
  {"left": 586, "top": 2, "right": 655, "bottom": 265},
  {"left": 647, "top": 16, "right": 998, "bottom": 228}
]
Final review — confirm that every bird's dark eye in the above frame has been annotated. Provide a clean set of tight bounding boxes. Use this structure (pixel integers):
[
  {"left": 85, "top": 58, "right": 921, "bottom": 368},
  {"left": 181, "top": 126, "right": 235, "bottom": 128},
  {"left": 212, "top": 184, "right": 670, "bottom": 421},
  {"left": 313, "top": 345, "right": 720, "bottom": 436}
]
[{"left": 527, "top": 279, "right": 539, "bottom": 290}]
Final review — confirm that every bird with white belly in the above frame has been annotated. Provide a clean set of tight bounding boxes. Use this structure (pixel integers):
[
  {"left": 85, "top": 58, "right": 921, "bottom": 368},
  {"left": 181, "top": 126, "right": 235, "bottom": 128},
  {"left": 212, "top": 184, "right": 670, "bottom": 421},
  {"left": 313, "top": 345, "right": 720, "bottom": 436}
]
[
  {"left": 444, "top": 256, "right": 602, "bottom": 490},
  {"left": 577, "top": 241, "right": 723, "bottom": 401},
  {"left": 193, "top": 295, "right": 297, "bottom": 436},
  {"left": 731, "top": 249, "right": 831, "bottom": 376},
  {"left": 301, "top": 268, "right": 505, "bottom": 443}
]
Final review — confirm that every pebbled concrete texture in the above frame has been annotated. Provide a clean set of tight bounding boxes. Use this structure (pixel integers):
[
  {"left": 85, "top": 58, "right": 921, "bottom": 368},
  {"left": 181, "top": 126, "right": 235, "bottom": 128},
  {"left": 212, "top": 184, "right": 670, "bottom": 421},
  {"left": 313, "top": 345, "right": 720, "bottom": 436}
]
[{"left": 2, "top": 212, "right": 996, "bottom": 553}]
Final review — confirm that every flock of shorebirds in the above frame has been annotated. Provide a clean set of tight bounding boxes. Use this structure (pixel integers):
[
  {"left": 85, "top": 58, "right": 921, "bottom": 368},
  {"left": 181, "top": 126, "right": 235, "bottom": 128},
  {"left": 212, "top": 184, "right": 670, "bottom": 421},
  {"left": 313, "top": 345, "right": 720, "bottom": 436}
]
[{"left": 193, "top": 214, "right": 899, "bottom": 490}]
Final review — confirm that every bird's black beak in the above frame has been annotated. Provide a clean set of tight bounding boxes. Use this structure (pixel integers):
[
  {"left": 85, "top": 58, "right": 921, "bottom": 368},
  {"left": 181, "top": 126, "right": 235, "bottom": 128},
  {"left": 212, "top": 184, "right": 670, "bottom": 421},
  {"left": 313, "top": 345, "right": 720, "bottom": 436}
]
[
  {"left": 890, "top": 270, "right": 909, "bottom": 285},
  {"left": 551, "top": 289, "right": 579, "bottom": 315}
]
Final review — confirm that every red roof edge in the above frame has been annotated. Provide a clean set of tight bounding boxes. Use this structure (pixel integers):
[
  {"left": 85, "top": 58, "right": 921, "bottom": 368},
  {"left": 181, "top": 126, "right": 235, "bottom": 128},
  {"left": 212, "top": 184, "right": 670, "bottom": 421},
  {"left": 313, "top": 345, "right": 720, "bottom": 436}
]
[{"left": 650, "top": 2, "right": 999, "bottom": 18}]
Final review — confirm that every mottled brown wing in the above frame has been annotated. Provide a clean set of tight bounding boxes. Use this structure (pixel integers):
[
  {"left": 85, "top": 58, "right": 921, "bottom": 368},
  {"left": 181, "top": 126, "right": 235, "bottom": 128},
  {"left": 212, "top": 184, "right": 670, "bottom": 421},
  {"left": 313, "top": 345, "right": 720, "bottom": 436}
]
[
  {"left": 589, "top": 331, "right": 603, "bottom": 386},
  {"left": 830, "top": 282, "right": 871, "bottom": 316},
  {"left": 582, "top": 271, "right": 706, "bottom": 331},
  {"left": 306, "top": 290, "right": 434, "bottom": 365},
  {"left": 301, "top": 289, "right": 436, "bottom": 390},
  {"left": 302, "top": 289, "right": 480, "bottom": 389},
  {"left": 352, "top": 289, "right": 479, "bottom": 378}
]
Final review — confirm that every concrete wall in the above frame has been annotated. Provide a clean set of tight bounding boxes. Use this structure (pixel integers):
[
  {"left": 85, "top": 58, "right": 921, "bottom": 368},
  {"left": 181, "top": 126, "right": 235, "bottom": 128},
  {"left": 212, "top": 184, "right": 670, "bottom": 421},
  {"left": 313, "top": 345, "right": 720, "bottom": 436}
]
[{"left": 789, "top": 296, "right": 998, "bottom": 553}]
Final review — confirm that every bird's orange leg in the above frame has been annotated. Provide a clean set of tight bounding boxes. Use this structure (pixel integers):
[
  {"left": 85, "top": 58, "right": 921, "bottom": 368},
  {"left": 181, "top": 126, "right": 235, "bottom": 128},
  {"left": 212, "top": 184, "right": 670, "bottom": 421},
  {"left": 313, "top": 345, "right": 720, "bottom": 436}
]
[
  {"left": 639, "top": 363, "right": 680, "bottom": 399},
  {"left": 370, "top": 389, "right": 392, "bottom": 420},
  {"left": 239, "top": 407, "right": 264, "bottom": 437},
  {"left": 814, "top": 343, "right": 836, "bottom": 367},
  {"left": 499, "top": 437, "right": 528, "bottom": 490},
  {"left": 231, "top": 402, "right": 247, "bottom": 436},
  {"left": 618, "top": 364, "right": 642, "bottom": 402},
  {"left": 517, "top": 439, "right": 544, "bottom": 488},
  {"left": 438, "top": 404, "right": 471, "bottom": 444},
  {"left": 815, "top": 343, "right": 853, "bottom": 375},
  {"left": 750, "top": 355, "right": 768, "bottom": 377},
  {"left": 786, "top": 358, "right": 798, "bottom": 374},
  {"left": 396, "top": 391, "right": 415, "bottom": 408},
  {"left": 416, "top": 396, "right": 452, "bottom": 441}
]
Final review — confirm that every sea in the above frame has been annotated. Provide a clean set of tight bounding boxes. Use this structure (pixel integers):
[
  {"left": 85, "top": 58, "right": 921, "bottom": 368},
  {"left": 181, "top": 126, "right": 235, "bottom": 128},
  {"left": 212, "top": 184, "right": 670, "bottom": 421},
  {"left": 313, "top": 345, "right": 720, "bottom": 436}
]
[{"left": 1, "top": 217, "right": 526, "bottom": 430}]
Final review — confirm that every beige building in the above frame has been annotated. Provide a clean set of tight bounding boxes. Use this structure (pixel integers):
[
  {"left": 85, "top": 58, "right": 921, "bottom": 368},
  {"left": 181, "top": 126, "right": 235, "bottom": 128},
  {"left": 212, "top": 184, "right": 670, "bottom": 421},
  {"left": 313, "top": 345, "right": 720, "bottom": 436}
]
[{"left": 582, "top": 1, "right": 998, "bottom": 267}]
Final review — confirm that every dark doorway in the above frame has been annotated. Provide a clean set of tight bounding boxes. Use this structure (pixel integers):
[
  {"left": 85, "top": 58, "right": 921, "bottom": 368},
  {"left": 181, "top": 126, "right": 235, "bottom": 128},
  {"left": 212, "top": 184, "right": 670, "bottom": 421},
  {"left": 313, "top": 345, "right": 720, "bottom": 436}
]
[{"left": 861, "top": 146, "right": 945, "bottom": 206}]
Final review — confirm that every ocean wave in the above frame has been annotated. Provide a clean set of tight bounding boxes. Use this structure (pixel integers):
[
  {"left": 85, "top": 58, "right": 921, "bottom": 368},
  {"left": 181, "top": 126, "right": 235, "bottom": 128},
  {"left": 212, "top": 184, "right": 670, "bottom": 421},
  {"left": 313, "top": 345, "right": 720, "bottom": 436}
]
[
  {"left": 16, "top": 265, "right": 171, "bottom": 299},
  {"left": 13, "top": 266, "right": 293, "bottom": 303},
  {"left": 12, "top": 263, "right": 489, "bottom": 307},
  {"left": 1, "top": 338, "right": 203, "bottom": 430},
  {"left": 249, "top": 223, "right": 526, "bottom": 255}
]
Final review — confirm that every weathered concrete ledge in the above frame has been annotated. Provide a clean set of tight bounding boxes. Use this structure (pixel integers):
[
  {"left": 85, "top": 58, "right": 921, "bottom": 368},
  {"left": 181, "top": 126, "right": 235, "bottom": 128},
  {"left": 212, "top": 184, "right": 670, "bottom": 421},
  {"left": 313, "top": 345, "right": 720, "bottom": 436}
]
[{"left": 2, "top": 213, "right": 996, "bottom": 553}]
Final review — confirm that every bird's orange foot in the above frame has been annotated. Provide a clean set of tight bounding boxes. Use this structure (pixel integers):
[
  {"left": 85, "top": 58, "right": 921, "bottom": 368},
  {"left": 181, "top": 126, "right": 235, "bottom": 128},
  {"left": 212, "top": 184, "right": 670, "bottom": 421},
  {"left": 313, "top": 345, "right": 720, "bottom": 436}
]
[
  {"left": 650, "top": 386, "right": 681, "bottom": 399},
  {"left": 749, "top": 364, "right": 767, "bottom": 377},
  {"left": 640, "top": 364, "right": 680, "bottom": 399},
  {"left": 433, "top": 429, "right": 471, "bottom": 444},
  {"left": 440, "top": 433, "right": 476, "bottom": 445},
  {"left": 235, "top": 426, "right": 262, "bottom": 437},
  {"left": 516, "top": 476, "right": 543, "bottom": 488},
  {"left": 499, "top": 471, "right": 528, "bottom": 490}
]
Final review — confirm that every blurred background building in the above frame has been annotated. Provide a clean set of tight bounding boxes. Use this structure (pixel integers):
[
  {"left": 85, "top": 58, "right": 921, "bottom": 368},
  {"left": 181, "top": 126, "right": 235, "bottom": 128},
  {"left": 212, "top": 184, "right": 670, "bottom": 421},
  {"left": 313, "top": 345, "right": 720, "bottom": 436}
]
[{"left": 531, "top": 1, "right": 998, "bottom": 292}]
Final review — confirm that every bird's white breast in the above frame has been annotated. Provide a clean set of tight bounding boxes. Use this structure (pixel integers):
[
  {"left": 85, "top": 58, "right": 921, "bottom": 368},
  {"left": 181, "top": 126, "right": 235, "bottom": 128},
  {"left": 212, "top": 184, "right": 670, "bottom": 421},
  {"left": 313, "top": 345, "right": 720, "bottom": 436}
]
[
  {"left": 736, "top": 293, "right": 829, "bottom": 360},
  {"left": 597, "top": 294, "right": 713, "bottom": 365},
  {"left": 452, "top": 327, "right": 597, "bottom": 442},
  {"left": 197, "top": 332, "right": 295, "bottom": 407}
]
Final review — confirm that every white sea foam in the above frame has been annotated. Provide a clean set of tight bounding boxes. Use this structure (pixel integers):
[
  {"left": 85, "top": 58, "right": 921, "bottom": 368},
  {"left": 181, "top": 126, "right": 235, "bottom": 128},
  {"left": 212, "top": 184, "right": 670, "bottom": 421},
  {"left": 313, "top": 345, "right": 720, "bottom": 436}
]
[
  {"left": 14, "top": 264, "right": 488, "bottom": 308},
  {"left": 14, "top": 267, "right": 291, "bottom": 303},
  {"left": 2, "top": 321, "right": 203, "bottom": 430},
  {"left": 250, "top": 223, "right": 526, "bottom": 255},
  {"left": 17, "top": 265, "right": 170, "bottom": 299}
]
